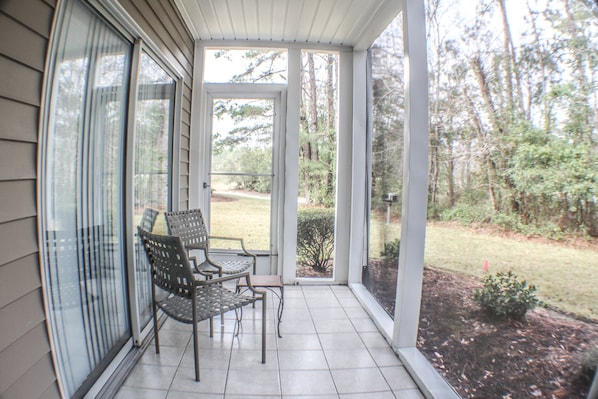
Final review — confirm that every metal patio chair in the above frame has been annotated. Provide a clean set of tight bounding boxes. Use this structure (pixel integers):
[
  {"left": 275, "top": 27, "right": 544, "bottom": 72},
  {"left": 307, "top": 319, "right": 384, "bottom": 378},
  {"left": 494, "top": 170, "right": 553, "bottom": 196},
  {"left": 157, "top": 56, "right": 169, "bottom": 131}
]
[
  {"left": 137, "top": 227, "right": 266, "bottom": 381},
  {"left": 139, "top": 207, "right": 159, "bottom": 232},
  {"left": 164, "top": 208, "right": 256, "bottom": 277}
]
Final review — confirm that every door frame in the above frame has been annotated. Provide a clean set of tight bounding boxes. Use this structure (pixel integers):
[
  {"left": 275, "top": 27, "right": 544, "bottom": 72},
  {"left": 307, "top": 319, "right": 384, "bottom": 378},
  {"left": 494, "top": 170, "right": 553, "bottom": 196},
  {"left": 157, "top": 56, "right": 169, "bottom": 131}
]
[{"left": 200, "top": 83, "right": 287, "bottom": 275}]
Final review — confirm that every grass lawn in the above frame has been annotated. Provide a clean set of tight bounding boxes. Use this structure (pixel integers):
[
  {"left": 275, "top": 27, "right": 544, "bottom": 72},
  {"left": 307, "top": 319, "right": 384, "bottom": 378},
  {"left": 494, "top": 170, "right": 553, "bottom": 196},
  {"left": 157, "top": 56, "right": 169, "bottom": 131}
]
[
  {"left": 207, "top": 193, "right": 598, "bottom": 321},
  {"left": 210, "top": 193, "right": 272, "bottom": 251},
  {"left": 424, "top": 223, "right": 598, "bottom": 321}
]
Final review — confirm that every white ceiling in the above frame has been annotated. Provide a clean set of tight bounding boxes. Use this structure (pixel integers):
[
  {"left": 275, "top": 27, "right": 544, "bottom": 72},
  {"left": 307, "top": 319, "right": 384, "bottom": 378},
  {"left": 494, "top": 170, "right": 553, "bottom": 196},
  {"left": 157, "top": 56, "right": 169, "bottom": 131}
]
[{"left": 173, "top": 0, "right": 403, "bottom": 50}]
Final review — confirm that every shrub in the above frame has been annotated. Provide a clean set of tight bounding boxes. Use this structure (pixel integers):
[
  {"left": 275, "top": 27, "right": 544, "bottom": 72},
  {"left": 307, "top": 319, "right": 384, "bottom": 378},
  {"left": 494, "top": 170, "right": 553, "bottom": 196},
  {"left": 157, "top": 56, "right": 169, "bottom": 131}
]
[
  {"left": 296, "top": 208, "right": 335, "bottom": 273},
  {"left": 473, "top": 270, "right": 539, "bottom": 320},
  {"left": 381, "top": 239, "right": 400, "bottom": 262},
  {"left": 439, "top": 202, "right": 493, "bottom": 225},
  {"left": 579, "top": 346, "right": 598, "bottom": 383}
]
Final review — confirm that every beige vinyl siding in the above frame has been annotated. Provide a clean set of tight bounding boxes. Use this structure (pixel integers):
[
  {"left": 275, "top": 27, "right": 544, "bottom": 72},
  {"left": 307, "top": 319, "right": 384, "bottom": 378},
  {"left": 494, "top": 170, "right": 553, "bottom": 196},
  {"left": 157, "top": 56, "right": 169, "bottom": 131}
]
[
  {"left": 0, "top": 97, "right": 40, "bottom": 142},
  {"left": 1, "top": 0, "right": 194, "bottom": 397},
  {"left": 0, "top": 254, "right": 42, "bottom": 308},
  {"left": 118, "top": 0, "right": 194, "bottom": 210},
  {"left": 0, "top": 181, "right": 37, "bottom": 223},
  {"left": 0, "top": 0, "right": 60, "bottom": 397}
]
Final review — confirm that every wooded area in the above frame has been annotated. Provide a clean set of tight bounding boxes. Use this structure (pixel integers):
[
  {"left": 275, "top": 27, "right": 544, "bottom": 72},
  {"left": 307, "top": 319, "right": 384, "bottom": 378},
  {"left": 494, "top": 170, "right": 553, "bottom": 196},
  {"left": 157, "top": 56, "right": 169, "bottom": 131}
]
[
  {"left": 372, "top": 0, "right": 597, "bottom": 238},
  {"left": 211, "top": 0, "right": 597, "bottom": 239}
]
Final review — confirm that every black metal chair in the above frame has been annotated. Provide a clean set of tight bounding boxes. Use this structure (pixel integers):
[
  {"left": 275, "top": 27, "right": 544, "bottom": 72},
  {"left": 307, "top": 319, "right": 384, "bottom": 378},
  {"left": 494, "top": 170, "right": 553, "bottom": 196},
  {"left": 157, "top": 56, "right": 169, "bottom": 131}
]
[
  {"left": 164, "top": 209, "right": 256, "bottom": 277},
  {"left": 139, "top": 207, "right": 159, "bottom": 232},
  {"left": 137, "top": 227, "right": 266, "bottom": 381}
]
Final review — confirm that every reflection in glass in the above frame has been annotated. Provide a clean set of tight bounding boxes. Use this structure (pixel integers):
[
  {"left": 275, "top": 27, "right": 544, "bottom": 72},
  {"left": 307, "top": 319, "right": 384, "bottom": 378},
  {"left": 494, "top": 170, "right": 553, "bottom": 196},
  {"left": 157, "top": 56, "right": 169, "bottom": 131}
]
[
  {"left": 133, "top": 52, "right": 175, "bottom": 328},
  {"left": 42, "top": 1, "right": 130, "bottom": 396},
  {"left": 365, "top": 14, "right": 404, "bottom": 317}
]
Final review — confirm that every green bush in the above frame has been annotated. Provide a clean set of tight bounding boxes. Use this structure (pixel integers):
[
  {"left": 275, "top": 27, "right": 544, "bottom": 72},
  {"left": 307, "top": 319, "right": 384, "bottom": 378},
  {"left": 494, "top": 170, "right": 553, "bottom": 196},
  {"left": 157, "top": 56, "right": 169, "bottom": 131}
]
[
  {"left": 381, "top": 239, "right": 400, "bottom": 262},
  {"left": 579, "top": 346, "right": 598, "bottom": 383},
  {"left": 473, "top": 270, "right": 539, "bottom": 320},
  {"left": 296, "top": 208, "right": 335, "bottom": 273},
  {"left": 492, "top": 212, "right": 565, "bottom": 240},
  {"left": 439, "top": 202, "right": 493, "bottom": 225}
]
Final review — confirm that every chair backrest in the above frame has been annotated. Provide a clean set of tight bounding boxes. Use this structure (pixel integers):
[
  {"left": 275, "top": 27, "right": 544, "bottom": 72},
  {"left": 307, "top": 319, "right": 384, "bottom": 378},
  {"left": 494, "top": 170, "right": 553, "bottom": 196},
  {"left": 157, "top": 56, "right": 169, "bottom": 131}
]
[
  {"left": 137, "top": 227, "right": 195, "bottom": 299},
  {"left": 164, "top": 209, "right": 209, "bottom": 250},
  {"left": 140, "top": 208, "right": 159, "bottom": 232}
]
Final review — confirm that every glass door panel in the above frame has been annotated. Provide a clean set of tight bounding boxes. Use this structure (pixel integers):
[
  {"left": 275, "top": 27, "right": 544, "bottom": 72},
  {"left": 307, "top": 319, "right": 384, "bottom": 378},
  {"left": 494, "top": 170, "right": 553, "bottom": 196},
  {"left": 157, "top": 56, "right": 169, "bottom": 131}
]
[
  {"left": 42, "top": 1, "right": 131, "bottom": 396},
  {"left": 209, "top": 97, "right": 276, "bottom": 252},
  {"left": 133, "top": 52, "right": 175, "bottom": 328}
]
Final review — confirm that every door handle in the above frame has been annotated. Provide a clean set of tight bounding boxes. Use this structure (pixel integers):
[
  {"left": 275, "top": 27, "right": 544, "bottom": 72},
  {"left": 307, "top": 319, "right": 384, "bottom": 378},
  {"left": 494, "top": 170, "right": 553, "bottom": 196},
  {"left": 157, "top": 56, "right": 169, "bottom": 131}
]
[{"left": 203, "top": 182, "right": 210, "bottom": 189}]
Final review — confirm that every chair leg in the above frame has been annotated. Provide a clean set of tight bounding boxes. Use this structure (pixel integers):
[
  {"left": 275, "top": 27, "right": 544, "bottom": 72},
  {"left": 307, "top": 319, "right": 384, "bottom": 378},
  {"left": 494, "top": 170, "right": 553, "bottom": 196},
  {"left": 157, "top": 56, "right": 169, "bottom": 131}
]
[
  {"left": 153, "top": 304, "right": 160, "bottom": 354},
  {"left": 261, "top": 295, "right": 266, "bottom": 364},
  {"left": 209, "top": 317, "right": 214, "bottom": 337},
  {"left": 233, "top": 308, "right": 243, "bottom": 337},
  {"left": 193, "top": 320, "right": 200, "bottom": 381}
]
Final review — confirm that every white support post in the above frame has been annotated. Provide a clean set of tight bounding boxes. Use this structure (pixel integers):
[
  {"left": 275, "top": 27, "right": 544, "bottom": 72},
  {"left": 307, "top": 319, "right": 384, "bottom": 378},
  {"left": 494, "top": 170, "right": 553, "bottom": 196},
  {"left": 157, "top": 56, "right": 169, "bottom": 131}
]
[
  {"left": 334, "top": 50, "right": 354, "bottom": 284},
  {"left": 348, "top": 50, "right": 368, "bottom": 284},
  {"left": 281, "top": 47, "right": 301, "bottom": 283},
  {"left": 392, "top": 0, "right": 430, "bottom": 349},
  {"left": 189, "top": 42, "right": 204, "bottom": 210}
]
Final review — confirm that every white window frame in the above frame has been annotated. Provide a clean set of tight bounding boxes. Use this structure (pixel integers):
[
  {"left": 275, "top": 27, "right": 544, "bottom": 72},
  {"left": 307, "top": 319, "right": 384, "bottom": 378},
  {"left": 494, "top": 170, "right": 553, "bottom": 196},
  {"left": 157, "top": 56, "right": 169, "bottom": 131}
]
[{"left": 201, "top": 83, "right": 286, "bottom": 274}]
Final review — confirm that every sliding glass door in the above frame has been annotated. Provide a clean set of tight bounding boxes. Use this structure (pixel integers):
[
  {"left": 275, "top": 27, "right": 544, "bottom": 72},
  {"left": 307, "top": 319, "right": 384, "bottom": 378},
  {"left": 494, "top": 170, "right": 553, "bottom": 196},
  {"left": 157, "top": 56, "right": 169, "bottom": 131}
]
[
  {"left": 42, "top": 1, "right": 130, "bottom": 396},
  {"left": 40, "top": 1, "right": 177, "bottom": 397}
]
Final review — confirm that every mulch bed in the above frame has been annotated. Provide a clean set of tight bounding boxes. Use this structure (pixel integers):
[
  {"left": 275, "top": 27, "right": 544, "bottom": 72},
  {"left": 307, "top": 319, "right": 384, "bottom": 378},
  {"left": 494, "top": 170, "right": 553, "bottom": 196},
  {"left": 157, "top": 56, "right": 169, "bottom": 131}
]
[
  {"left": 365, "top": 261, "right": 598, "bottom": 398},
  {"left": 296, "top": 263, "right": 333, "bottom": 278}
]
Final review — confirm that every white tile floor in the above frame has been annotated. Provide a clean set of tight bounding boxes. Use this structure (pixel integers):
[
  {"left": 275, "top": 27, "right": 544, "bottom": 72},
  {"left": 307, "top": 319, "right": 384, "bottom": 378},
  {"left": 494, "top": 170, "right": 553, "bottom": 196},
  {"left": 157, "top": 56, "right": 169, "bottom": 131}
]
[{"left": 116, "top": 284, "right": 425, "bottom": 399}]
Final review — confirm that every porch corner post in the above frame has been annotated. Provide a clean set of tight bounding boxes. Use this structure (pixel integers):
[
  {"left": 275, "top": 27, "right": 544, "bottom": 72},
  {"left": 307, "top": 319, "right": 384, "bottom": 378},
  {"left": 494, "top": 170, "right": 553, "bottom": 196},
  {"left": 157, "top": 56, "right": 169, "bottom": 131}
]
[
  {"left": 189, "top": 41, "right": 204, "bottom": 210},
  {"left": 348, "top": 50, "right": 368, "bottom": 285},
  {"left": 334, "top": 49, "right": 354, "bottom": 284},
  {"left": 281, "top": 47, "right": 301, "bottom": 284},
  {"left": 392, "top": 0, "right": 429, "bottom": 349}
]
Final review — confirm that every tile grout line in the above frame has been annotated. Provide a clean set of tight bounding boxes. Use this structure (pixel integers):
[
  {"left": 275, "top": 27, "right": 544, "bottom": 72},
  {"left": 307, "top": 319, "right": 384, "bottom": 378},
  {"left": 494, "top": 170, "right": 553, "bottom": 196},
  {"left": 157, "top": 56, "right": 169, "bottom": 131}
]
[
  {"left": 221, "top": 318, "right": 236, "bottom": 399},
  {"left": 167, "top": 329, "right": 193, "bottom": 395},
  {"left": 311, "top": 285, "right": 342, "bottom": 399},
  {"left": 333, "top": 286, "right": 400, "bottom": 399},
  {"left": 273, "top": 293, "right": 284, "bottom": 399}
]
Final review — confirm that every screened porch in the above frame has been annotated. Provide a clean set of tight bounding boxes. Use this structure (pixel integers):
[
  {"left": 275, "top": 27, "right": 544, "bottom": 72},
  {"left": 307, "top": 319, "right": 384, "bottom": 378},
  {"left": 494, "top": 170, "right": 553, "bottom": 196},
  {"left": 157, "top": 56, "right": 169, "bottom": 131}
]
[{"left": 30, "top": 0, "right": 456, "bottom": 397}]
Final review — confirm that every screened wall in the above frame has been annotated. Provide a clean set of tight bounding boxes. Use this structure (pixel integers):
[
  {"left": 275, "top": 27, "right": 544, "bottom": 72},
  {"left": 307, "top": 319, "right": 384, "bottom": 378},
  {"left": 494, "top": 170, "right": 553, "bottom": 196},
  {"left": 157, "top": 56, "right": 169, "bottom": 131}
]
[{"left": 365, "top": 13, "right": 405, "bottom": 317}]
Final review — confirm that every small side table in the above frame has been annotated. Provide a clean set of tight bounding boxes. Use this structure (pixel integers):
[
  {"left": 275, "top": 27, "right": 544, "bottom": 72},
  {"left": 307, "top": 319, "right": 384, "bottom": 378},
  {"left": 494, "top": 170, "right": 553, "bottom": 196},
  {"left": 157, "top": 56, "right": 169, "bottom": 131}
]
[{"left": 237, "top": 275, "right": 284, "bottom": 338}]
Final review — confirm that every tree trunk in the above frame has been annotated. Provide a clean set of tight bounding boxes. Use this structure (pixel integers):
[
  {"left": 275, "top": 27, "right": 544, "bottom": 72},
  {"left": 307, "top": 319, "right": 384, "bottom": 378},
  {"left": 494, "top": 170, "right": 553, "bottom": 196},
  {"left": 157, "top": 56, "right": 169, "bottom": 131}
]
[
  {"left": 470, "top": 56, "right": 503, "bottom": 135},
  {"left": 429, "top": 124, "right": 440, "bottom": 206},
  {"left": 307, "top": 52, "right": 319, "bottom": 147},
  {"left": 498, "top": 0, "right": 525, "bottom": 116},
  {"left": 447, "top": 133, "right": 455, "bottom": 207},
  {"left": 464, "top": 87, "right": 499, "bottom": 212},
  {"left": 563, "top": 0, "right": 592, "bottom": 142},
  {"left": 527, "top": 2, "right": 551, "bottom": 130},
  {"left": 325, "top": 54, "right": 336, "bottom": 201}
]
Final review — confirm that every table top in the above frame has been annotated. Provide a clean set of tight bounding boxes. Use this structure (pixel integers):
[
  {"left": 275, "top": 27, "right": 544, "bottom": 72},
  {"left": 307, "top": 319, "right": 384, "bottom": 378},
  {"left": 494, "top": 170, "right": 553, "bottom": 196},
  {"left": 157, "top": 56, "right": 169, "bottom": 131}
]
[{"left": 237, "top": 274, "right": 282, "bottom": 288}]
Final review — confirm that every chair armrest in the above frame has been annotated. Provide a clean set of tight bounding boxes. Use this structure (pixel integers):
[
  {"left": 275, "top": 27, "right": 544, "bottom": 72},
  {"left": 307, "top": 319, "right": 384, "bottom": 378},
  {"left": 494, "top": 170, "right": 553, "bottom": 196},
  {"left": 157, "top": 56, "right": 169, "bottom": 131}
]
[
  {"left": 197, "top": 272, "right": 266, "bottom": 296},
  {"left": 189, "top": 256, "right": 221, "bottom": 278},
  {"left": 196, "top": 271, "right": 248, "bottom": 285},
  {"left": 207, "top": 236, "right": 257, "bottom": 274},
  {"left": 208, "top": 236, "right": 255, "bottom": 256},
  {"left": 187, "top": 252, "right": 222, "bottom": 278}
]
